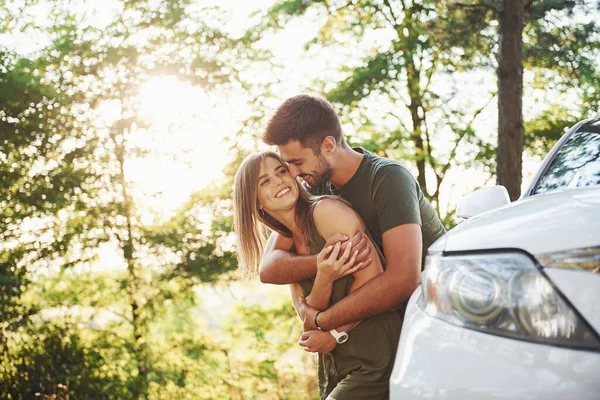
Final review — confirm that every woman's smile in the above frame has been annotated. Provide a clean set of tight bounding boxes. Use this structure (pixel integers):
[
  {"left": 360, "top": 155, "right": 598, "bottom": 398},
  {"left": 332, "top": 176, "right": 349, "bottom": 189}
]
[{"left": 275, "top": 187, "right": 291, "bottom": 198}]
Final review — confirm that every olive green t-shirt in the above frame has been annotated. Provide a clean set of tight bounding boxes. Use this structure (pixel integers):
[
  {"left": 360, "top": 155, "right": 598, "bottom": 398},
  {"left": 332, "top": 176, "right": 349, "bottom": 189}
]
[{"left": 314, "top": 148, "right": 446, "bottom": 262}]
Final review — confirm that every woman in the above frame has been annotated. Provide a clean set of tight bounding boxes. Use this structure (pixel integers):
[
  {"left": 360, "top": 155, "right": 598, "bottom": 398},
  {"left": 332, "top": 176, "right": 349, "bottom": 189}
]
[{"left": 233, "top": 151, "right": 401, "bottom": 400}]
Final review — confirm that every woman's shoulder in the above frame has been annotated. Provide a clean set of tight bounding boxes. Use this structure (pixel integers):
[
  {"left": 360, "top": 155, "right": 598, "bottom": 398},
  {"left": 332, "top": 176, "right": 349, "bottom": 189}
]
[
  {"left": 312, "top": 196, "right": 362, "bottom": 238},
  {"left": 312, "top": 196, "right": 353, "bottom": 219}
]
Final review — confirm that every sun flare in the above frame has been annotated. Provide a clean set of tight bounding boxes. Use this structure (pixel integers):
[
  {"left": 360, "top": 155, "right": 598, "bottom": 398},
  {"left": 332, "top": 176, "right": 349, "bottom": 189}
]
[{"left": 125, "top": 76, "right": 234, "bottom": 221}]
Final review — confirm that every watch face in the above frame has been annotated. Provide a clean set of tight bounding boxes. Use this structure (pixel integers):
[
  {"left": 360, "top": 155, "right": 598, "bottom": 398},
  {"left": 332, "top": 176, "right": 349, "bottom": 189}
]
[{"left": 337, "top": 332, "right": 349, "bottom": 344}]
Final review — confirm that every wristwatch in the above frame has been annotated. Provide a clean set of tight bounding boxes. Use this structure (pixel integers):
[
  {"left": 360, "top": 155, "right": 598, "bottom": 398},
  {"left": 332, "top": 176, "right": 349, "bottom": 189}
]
[{"left": 329, "top": 328, "right": 349, "bottom": 344}]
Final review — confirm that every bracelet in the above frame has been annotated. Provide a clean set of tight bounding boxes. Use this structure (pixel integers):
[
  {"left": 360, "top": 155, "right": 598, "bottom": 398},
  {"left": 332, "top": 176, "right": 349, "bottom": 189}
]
[{"left": 314, "top": 311, "right": 323, "bottom": 331}]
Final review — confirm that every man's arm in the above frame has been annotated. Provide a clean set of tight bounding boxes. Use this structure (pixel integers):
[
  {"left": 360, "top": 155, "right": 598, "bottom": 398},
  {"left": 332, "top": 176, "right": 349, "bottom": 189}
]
[
  {"left": 259, "top": 232, "right": 317, "bottom": 284},
  {"left": 301, "top": 223, "right": 422, "bottom": 331},
  {"left": 259, "top": 230, "right": 373, "bottom": 285}
]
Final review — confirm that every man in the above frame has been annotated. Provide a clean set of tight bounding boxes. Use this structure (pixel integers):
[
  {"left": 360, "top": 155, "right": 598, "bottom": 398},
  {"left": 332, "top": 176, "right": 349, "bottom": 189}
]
[{"left": 260, "top": 93, "right": 446, "bottom": 353}]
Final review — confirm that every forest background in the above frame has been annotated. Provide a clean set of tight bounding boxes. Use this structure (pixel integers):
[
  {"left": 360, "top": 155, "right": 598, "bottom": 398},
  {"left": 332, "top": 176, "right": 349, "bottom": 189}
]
[{"left": 1, "top": 0, "right": 598, "bottom": 399}]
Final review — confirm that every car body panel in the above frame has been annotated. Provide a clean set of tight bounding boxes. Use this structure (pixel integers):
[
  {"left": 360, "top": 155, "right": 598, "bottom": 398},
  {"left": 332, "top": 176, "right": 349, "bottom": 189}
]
[
  {"left": 390, "top": 288, "right": 600, "bottom": 400},
  {"left": 545, "top": 267, "right": 600, "bottom": 335},
  {"left": 443, "top": 187, "right": 600, "bottom": 255}
]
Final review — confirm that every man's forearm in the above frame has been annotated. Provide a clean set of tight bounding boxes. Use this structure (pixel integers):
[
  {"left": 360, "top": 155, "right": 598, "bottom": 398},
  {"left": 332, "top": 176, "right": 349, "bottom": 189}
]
[
  {"left": 259, "top": 250, "right": 318, "bottom": 284},
  {"left": 334, "top": 320, "right": 361, "bottom": 334},
  {"left": 317, "top": 271, "right": 417, "bottom": 330}
]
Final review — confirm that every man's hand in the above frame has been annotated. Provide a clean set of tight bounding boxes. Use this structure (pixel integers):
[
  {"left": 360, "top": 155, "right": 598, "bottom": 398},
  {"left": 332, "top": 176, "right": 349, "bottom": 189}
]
[
  {"left": 347, "top": 231, "right": 373, "bottom": 265},
  {"left": 298, "top": 297, "right": 319, "bottom": 331},
  {"left": 321, "top": 232, "right": 373, "bottom": 277},
  {"left": 298, "top": 330, "right": 337, "bottom": 354}
]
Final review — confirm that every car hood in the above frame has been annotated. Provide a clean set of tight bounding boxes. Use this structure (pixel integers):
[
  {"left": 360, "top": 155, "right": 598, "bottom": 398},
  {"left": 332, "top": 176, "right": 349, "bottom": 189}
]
[{"left": 441, "top": 187, "right": 600, "bottom": 255}]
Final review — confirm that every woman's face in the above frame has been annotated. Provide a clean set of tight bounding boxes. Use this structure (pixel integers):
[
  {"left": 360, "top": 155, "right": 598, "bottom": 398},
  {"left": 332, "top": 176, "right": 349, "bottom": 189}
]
[{"left": 256, "top": 156, "right": 299, "bottom": 214}]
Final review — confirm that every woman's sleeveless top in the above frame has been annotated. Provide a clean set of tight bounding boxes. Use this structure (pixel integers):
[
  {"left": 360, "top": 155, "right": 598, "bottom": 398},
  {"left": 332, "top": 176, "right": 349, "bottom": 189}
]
[{"left": 296, "top": 222, "right": 401, "bottom": 400}]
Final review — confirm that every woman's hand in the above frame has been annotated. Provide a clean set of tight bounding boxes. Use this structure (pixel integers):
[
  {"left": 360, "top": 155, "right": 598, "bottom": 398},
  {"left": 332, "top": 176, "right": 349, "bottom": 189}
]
[{"left": 317, "top": 239, "right": 364, "bottom": 282}]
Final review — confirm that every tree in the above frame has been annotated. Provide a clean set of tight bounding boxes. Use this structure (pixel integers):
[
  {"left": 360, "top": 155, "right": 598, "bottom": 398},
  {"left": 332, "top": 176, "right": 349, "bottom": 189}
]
[
  {"left": 1, "top": 0, "right": 253, "bottom": 397},
  {"left": 445, "top": 0, "right": 599, "bottom": 198},
  {"left": 247, "top": 0, "right": 501, "bottom": 213},
  {"left": 497, "top": 0, "right": 524, "bottom": 200},
  {"left": 249, "top": 0, "right": 599, "bottom": 209}
]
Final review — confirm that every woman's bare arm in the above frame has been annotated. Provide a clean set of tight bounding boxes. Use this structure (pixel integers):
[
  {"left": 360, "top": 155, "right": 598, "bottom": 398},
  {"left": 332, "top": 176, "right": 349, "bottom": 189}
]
[{"left": 311, "top": 198, "right": 384, "bottom": 331}]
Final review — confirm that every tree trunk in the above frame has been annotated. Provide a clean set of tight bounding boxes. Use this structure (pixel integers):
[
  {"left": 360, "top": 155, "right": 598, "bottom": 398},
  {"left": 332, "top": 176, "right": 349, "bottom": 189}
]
[
  {"left": 497, "top": 0, "right": 524, "bottom": 201},
  {"left": 405, "top": 45, "right": 427, "bottom": 195},
  {"left": 384, "top": 2, "right": 429, "bottom": 197},
  {"left": 115, "top": 140, "right": 148, "bottom": 399}
]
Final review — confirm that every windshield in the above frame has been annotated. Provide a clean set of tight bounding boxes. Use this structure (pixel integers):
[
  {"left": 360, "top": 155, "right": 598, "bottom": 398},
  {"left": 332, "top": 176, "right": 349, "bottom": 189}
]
[{"left": 533, "top": 121, "right": 600, "bottom": 195}]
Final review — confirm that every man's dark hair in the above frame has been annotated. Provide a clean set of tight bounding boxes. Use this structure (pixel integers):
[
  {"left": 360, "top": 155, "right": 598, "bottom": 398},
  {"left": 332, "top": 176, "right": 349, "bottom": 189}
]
[{"left": 262, "top": 93, "right": 343, "bottom": 152}]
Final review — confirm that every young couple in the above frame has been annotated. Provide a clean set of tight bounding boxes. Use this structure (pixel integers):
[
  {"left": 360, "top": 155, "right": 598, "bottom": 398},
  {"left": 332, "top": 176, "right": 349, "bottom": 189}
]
[{"left": 233, "top": 94, "right": 446, "bottom": 399}]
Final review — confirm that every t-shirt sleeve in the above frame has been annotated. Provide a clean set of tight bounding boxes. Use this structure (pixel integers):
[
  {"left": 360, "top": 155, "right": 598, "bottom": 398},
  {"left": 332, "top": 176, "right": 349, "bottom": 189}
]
[{"left": 373, "top": 164, "right": 422, "bottom": 234}]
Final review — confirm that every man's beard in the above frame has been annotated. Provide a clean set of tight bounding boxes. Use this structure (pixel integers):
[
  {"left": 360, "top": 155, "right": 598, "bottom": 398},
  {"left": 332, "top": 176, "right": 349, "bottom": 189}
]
[{"left": 302, "top": 153, "right": 332, "bottom": 190}]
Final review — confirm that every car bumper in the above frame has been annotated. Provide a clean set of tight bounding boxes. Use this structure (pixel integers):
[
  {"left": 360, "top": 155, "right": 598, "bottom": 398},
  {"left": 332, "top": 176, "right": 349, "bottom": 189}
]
[{"left": 390, "top": 287, "right": 600, "bottom": 400}]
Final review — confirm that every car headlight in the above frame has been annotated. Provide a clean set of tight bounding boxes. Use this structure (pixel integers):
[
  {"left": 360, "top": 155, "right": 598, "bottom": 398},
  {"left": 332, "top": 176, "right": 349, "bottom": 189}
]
[{"left": 419, "top": 252, "right": 600, "bottom": 350}]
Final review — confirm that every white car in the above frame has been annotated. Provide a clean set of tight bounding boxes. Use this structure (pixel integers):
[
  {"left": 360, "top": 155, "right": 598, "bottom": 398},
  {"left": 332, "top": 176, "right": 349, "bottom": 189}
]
[{"left": 390, "top": 114, "right": 600, "bottom": 399}]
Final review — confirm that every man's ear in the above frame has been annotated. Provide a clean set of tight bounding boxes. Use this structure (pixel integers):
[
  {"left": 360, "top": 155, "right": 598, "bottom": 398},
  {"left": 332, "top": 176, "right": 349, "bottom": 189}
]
[{"left": 321, "top": 136, "right": 337, "bottom": 155}]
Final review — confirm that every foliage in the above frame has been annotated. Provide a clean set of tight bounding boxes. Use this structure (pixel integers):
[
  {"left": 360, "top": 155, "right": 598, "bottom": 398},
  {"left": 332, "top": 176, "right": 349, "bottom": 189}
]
[
  {"left": 220, "top": 292, "right": 319, "bottom": 400},
  {"left": 0, "top": 0, "right": 293, "bottom": 398},
  {"left": 0, "top": 322, "right": 126, "bottom": 399}
]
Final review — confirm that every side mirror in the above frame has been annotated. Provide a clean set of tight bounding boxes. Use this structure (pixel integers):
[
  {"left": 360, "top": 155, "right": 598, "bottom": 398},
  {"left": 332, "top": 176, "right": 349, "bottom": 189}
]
[{"left": 456, "top": 186, "right": 511, "bottom": 219}]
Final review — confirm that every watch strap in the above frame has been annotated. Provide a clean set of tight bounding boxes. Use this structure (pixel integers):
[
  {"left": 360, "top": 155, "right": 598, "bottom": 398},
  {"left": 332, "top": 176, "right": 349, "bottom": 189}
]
[{"left": 329, "top": 328, "right": 349, "bottom": 344}]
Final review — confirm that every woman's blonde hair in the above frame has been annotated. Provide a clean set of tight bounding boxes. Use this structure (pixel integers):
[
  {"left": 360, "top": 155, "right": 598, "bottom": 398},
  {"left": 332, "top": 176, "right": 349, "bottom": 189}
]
[{"left": 233, "top": 151, "right": 317, "bottom": 279}]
